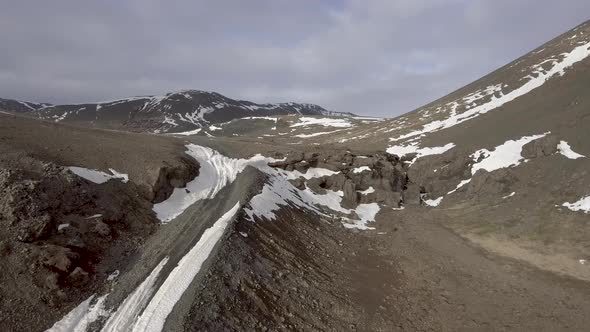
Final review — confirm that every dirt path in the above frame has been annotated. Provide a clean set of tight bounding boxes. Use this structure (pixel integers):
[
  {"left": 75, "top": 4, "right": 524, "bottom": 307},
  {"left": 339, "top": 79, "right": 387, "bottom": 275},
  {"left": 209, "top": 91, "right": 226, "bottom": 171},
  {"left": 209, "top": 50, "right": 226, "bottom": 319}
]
[{"left": 365, "top": 208, "right": 590, "bottom": 331}]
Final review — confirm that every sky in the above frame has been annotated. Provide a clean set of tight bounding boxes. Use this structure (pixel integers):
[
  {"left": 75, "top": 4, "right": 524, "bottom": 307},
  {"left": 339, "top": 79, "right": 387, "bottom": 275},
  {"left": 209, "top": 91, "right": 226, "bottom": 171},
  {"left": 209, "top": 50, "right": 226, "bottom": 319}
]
[{"left": 1, "top": 0, "right": 589, "bottom": 117}]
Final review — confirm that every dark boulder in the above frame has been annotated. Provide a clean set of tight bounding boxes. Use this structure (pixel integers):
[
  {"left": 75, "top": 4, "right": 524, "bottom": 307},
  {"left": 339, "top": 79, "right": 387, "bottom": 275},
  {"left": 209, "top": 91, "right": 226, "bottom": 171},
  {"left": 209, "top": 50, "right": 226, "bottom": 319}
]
[
  {"left": 466, "top": 168, "right": 518, "bottom": 199},
  {"left": 289, "top": 178, "right": 306, "bottom": 190},
  {"left": 521, "top": 135, "right": 559, "bottom": 159},
  {"left": 38, "top": 244, "right": 79, "bottom": 274},
  {"left": 402, "top": 183, "right": 422, "bottom": 206},
  {"left": 342, "top": 179, "right": 357, "bottom": 209}
]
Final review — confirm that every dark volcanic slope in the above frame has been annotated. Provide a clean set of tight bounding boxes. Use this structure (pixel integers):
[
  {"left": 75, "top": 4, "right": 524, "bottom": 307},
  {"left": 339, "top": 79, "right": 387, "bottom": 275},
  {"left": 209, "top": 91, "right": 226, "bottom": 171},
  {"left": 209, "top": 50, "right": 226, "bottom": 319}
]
[
  {"left": 0, "top": 113, "right": 204, "bottom": 331},
  {"left": 1, "top": 90, "right": 355, "bottom": 134}
]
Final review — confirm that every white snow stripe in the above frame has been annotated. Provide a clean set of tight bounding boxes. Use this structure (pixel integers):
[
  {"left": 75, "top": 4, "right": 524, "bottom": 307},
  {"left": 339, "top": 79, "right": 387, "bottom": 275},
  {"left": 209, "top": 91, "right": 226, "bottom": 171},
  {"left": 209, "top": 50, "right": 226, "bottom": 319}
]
[
  {"left": 294, "top": 131, "right": 338, "bottom": 138},
  {"left": 132, "top": 203, "right": 240, "bottom": 332},
  {"left": 170, "top": 128, "right": 202, "bottom": 136},
  {"left": 101, "top": 257, "right": 169, "bottom": 332},
  {"left": 386, "top": 143, "right": 456, "bottom": 161},
  {"left": 391, "top": 41, "right": 590, "bottom": 142},
  {"left": 290, "top": 117, "right": 352, "bottom": 128},
  {"left": 47, "top": 294, "right": 109, "bottom": 332},
  {"left": 352, "top": 166, "right": 371, "bottom": 173}
]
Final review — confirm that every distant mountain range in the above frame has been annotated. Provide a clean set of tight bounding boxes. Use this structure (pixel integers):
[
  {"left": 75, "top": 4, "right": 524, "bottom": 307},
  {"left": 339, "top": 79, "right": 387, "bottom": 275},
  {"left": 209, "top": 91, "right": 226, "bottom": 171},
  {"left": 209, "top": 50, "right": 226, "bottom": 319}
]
[
  {"left": 0, "top": 98, "right": 51, "bottom": 113},
  {"left": 0, "top": 90, "right": 355, "bottom": 133}
]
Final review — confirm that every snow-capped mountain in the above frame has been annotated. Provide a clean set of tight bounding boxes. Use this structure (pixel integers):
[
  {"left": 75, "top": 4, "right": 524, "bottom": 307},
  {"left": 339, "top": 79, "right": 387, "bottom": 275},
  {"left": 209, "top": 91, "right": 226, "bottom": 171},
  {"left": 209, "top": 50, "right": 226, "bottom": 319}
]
[
  {"left": 1, "top": 90, "right": 355, "bottom": 133},
  {"left": 0, "top": 97, "right": 51, "bottom": 113}
]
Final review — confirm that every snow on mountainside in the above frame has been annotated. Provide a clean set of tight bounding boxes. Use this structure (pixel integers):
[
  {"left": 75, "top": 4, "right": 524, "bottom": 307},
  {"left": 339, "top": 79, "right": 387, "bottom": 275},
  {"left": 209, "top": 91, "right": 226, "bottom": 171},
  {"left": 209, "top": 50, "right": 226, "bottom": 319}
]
[
  {"left": 0, "top": 97, "right": 52, "bottom": 113},
  {"left": 317, "top": 20, "right": 590, "bottom": 152},
  {"left": 0, "top": 90, "right": 355, "bottom": 133}
]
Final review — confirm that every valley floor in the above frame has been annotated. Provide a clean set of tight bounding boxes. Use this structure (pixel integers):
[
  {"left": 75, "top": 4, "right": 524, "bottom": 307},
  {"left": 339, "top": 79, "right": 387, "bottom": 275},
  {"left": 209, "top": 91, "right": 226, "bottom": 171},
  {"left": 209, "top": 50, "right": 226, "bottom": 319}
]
[
  {"left": 366, "top": 208, "right": 590, "bottom": 331},
  {"left": 3, "top": 114, "right": 590, "bottom": 331}
]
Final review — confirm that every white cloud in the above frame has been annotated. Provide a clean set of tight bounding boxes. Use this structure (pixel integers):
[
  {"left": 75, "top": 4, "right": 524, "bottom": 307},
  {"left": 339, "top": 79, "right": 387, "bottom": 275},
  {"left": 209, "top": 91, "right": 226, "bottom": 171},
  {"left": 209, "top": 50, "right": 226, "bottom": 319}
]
[{"left": 1, "top": 0, "right": 589, "bottom": 116}]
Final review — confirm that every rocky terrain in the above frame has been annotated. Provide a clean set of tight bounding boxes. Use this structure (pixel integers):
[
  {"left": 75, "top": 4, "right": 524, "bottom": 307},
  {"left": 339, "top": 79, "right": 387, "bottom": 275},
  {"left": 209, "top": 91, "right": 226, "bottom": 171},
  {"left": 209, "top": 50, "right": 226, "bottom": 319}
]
[
  {"left": 0, "top": 18, "right": 589, "bottom": 332},
  {"left": 0, "top": 113, "right": 200, "bottom": 330}
]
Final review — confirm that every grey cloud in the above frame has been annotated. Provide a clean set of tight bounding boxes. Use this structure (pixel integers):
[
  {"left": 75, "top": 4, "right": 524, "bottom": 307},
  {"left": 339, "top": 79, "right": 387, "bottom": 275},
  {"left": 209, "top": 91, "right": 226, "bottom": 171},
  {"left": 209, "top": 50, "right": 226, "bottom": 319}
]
[{"left": 1, "top": 0, "right": 589, "bottom": 116}]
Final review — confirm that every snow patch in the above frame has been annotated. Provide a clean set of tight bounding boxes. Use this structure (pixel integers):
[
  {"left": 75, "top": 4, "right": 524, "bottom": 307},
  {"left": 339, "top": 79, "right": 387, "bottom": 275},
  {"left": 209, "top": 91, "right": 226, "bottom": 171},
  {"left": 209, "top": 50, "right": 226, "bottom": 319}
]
[
  {"left": 280, "top": 167, "right": 339, "bottom": 180},
  {"left": 470, "top": 133, "right": 547, "bottom": 174},
  {"left": 502, "top": 192, "right": 516, "bottom": 199},
  {"left": 162, "top": 116, "right": 178, "bottom": 127},
  {"left": 294, "top": 131, "right": 337, "bottom": 138},
  {"left": 245, "top": 172, "right": 379, "bottom": 230},
  {"left": 171, "top": 128, "right": 202, "bottom": 136},
  {"left": 448, "top": 134, "right": 547, "bottom": 195},
  {"left": 153, "top": 145, "right": 281, "bottom": 222},
  {"left": 562, "top": 196, "right": 590, "bottom": 214},
  {"left": 47, "top": 294, "right": 109, "bottom": 332},
  {"left": 352, "top": 166, "right": 371, "bottom": 174},
  {"left": 290, "top": 117, "right": 352, "bottom": 128},
  {"left": 448, "top": 179, "right": 472, "bottom": 194},
  {"left": 386, "top": 143, "right": 456, "bottom": 161},
  {"left": 351, "top": 116, "right": 383, "bottom": 121},
  {"left": 424, "top": 197, "right": 443, "bottom": 207},
  {"left": 241, "top": 116, "right": 278, "bottom": 122},
  {"left": 343, "top": 203, "right": 380, "bottom": 230},
  {"left": 107, "top": 270, "right": 120, "bottom": 281},
  {"left": 358, "top": 187, "right": 375, "bottom": 195},
  {"left": 18, "top": 101, "right": 37, "bottom": 111},
  {"left": 557, "top": 141, "right": 585, "bottom": 159},
  {"left": 68, "top": 167, "right": 129, "bottom": 184}
]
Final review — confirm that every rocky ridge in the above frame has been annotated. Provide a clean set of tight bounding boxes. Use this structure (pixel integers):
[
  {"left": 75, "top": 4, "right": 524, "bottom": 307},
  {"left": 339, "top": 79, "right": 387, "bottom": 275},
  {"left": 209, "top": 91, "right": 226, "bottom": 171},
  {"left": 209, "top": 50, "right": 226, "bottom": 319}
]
[{"left": 269, "top": 150, "right": 428, "bottom": 209}]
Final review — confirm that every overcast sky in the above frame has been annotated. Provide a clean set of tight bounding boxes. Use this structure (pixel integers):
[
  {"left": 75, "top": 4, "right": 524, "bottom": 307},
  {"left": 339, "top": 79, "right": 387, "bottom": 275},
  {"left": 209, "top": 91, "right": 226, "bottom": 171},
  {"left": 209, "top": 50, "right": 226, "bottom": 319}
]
[{"left": 1, "top": 0, "right": 589, "bottom": 116}]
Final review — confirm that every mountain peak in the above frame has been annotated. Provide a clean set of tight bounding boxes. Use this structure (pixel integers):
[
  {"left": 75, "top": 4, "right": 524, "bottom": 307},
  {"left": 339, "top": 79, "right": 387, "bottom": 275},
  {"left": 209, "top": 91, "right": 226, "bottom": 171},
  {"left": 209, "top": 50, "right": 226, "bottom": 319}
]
[{"left": 0, "top": 90, "right": 355, "bottom": 134}]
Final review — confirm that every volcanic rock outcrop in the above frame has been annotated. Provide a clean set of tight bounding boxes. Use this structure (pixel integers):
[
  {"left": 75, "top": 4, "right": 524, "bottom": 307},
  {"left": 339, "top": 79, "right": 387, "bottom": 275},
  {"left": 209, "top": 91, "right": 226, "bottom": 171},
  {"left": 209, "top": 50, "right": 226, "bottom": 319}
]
[{"left": 269, "top": 151, "right": 415, "bottom": 208}]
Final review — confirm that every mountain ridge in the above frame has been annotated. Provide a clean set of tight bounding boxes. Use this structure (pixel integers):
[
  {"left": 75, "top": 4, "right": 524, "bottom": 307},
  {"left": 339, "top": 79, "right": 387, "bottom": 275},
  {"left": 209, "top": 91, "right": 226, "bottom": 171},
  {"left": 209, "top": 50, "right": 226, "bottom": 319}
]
[{"left": 0, "top": 89, "right": 356, "bottom": 134}]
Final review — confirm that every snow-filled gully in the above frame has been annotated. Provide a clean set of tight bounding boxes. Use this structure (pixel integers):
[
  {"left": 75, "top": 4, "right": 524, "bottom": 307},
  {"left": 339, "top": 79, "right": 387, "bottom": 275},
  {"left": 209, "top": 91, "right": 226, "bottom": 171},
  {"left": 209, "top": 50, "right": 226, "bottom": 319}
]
[
  {"left": 152, "top": 144, "right": 281, "bottom": 222},
  {"left": 49, "top": 144, "right": 385, "bottom": 331},
  {"left": 47, "top": 202, "right": 240, "bottom": 332},
  {"left": 152, "top": 144, "right": 382, "bottom": 229},
  {"left": 120, "top": 202, "right": 240, "bottom": 332}
]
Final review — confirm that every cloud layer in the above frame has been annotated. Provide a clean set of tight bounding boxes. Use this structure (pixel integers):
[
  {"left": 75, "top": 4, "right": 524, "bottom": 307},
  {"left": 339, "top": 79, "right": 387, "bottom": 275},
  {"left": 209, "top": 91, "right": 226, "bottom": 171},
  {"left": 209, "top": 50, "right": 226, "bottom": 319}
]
[{"left": 1, "top": 0, "right": 589, "bottom": 116}]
